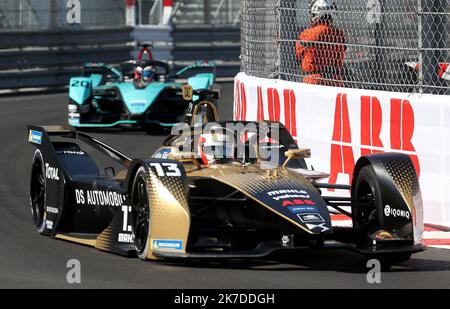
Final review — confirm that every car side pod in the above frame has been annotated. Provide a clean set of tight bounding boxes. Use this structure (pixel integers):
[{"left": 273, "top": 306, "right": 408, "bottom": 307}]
[{"left": 351, "top": 153, "right": 424, "bottom": 252}]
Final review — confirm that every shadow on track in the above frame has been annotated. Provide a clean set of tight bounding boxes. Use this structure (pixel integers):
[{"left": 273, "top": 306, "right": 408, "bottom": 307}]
[
  {"left": 76, "top": 125, "right": 171, "bottom": 137},
  {"left": 158, "top": 249, "right": 450, "bottom": 274}
]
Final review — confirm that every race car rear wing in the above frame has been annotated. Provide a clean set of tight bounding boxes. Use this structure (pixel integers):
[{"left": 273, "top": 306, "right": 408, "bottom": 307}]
[
  {"left": 170, "top": 61, "right": 216, "bottom": 80},
  {"left": 27, "top": 125, "right": 132, "bottom": 168}
]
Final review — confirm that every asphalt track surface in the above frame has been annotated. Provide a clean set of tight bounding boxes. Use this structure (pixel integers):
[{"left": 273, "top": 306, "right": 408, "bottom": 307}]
[{"left": 1, "top": 82, "right": 450, "bottom": 289}]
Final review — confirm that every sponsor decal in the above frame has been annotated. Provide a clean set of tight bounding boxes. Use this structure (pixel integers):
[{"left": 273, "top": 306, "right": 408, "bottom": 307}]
[
  {"left": 68, "top": 104, "right": 78, "bottom": 112},
  {"left": 75, "top": 189, "right": 126, "bottom": 207},
  {"left": 306, "top": 222, "right": 330, "bottom": 233},
  {"left": 69, "top": 118, "right": 80, "bottom": 125},
  {"left": 384, "top": 205, "right": 410, "bottom": 219},
  {"left": 282, "top": 199, "right": 316, "bottom": 207},
  {"left": 45, "top": 163, "right": 60, "bottom": 181},
  {"left": 153, "top": 148, "right": 171, "bottom": 159},
  {"left": 68, "top": 112, "right": 80, "bottom": 119},
  {"left": 46, "top": 206, "right": 59, "bottom": 214},
  {"left": 118, "top": 233, "right": 134, "bottom": 243},
  {"left": 297, "top": 213, "right": 324, "bottom": 223},
  {"left": 28, "top": 130, "right": 43, "bottom": 144},
  {"left": 148, "top": 162, "right": 182, "bottom": 177},
  {"left": 281, "top": 235, "right": 294, "bottom": 247},
  {"left": 61, "top": 150, "right": 85, "bottom": 155},
  {"left": 130, "top": 101, "right": 147, "bottom": 107},
  {"left": 267, "top": 189, "right": 310, "bottom": 201},
  {"left": 260, "top": 145, "right": 284, "bottom": 150},
  {"left": 46, "top": 220, "right": 54, "bottom": 229},
  {"left": 152, "top": 239, "right": 183, "bottom": 251},
  {"left": 287, "top": 205, "right": 318, "bottom": 214}
]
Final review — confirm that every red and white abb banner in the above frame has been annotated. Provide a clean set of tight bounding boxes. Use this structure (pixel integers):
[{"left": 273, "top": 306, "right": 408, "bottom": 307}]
[
  {"left": 125, "top": 0, "right": 136, "bottom": 26},
  {"left": 235, "top": 72, "right": 450, "bottom": 228},
  {"left": 161, "top": 0, "right": 173, "bottom": 25}
]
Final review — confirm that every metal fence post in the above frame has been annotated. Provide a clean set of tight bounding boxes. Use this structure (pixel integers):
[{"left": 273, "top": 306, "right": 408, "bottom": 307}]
[
  {"left": 421, "top": 0, "right": 447, "bottom": 94},
  {"left": 417, "top": 0, "right": 424, "bottom": 94},
  {"left": 50, "top": 0, "right": 60, "bottom": 29},
  {"left": 373, "top": 0, "right": 385, "bottom": 90},
  {"left": 204, "top": 0, "right": 211, "bottom": 24},
  {"left": 276, "top": 0, "right": 281, "bottom": 79}
]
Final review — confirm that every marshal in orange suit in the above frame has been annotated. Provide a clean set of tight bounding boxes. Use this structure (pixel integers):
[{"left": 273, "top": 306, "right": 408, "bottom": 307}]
[{"left": 296, "top": 0, "right": 347, "bottom": 86}]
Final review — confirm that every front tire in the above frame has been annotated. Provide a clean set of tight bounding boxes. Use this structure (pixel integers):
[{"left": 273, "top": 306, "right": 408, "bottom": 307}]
[
  {"left": 353, "top": 165, "right": 413, "bottom": 266},
  {"left": 30, "top": 150, "right": 48, "bottom": 235},
  {"left": 131, "top": 167, "right": 151, "bottom": 260},
  {"left": 352, "top": 165, "right": 382, "bottom": 246}
]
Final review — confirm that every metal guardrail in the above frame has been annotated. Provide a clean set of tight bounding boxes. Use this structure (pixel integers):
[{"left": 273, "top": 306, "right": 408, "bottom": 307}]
[
  {"left": 0, "top": 27, "right": 133, "bottom": 48},
  {"left": 0, "top": 27, "right": 134, "bottom": 90},
  {"left": 171, "top": 25, "right": 240, "bottom": 42},
  {"left": 0, "top": 25, "right": 240, "bottom": 90},
  {"left": 133, "top": 25, "right": 173, "bottom": 60},
  {"left": 134, "top": 24, "right": 241, "bottom": 77}
]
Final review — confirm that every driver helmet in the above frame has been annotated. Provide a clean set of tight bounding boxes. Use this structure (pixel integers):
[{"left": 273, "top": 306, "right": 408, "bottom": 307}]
[
  {"left": 310, "top": 0, "right": 337, "bottom": 23},
  {"left": 197, "top": 131, "right": 234, "bottom": 166},
  {"left": 134, "top": 66, "right": 143, "bottom": 81},
  {"left": 142, "top": 66, "right": 156, "bottom": 82}
]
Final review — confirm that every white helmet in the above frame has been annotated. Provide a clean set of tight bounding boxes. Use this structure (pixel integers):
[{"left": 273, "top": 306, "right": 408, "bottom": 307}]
[{"left": 310, "top": 0, "right": 337, "bottom": 22}]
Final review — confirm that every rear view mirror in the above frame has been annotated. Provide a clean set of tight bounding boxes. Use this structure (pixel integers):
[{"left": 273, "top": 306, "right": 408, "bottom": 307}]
[
  {"left": 285, "top": 149, "right": 311, "bottom": 159},
  {"left": 283, "top": 149, "right": 311, "bottom": 169}
]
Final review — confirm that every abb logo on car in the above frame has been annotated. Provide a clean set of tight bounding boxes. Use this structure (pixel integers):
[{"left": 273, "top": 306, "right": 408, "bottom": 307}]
[{"left": 234, "top": 72, "right": 450, "bottom": 228}]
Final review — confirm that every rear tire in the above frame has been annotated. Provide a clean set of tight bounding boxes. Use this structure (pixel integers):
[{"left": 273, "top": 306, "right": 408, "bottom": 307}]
[
  {"left": 352, "top": 165, "right": 382, "bottom": 246},
  {"left": 131, "top": 167, "right": 151, "bottom": 260},
  {"left": 30, "top": 150, "right": 48, "bottom": 235}
]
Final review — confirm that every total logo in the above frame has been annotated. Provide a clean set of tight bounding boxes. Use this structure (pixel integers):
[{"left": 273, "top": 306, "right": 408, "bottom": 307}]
[
  {"left": 45, "top": 164, "right": 59, "bottom": 181},
  {"left": 384, "top": 205, "right": 410, "bottom": 219}
]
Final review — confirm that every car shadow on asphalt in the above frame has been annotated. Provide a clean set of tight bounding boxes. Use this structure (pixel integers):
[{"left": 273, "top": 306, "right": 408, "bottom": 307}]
[
  {"left": 160, "top": 248, "right": 450, "bottom": 274},
  {"left": 76, "top": 126, "right": 171, "bottom": 137}
]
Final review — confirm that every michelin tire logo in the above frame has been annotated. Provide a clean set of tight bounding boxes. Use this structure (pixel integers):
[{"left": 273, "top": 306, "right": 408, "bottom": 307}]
[
  {"left": 29, "top": 130, "right": 43, "bottom": 144},
  {"left": 384, "top": 205, "right": 410, "bottom": 219},
  {"left": 152, "top": 239, "right": 183, "bottom": 251}
]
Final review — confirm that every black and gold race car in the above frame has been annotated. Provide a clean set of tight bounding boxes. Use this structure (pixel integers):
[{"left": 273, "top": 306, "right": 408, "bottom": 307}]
[{"left": 27, "top": 87, "right": 425, "bottom": 266}]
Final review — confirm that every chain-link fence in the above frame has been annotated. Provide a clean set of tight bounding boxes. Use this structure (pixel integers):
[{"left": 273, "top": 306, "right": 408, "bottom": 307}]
[
  {"left": 241, "top": 0, "right": 450, "bottom": 95},
  {"left": 0, "top": 0, "right": 126, "bottom": 30}
]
